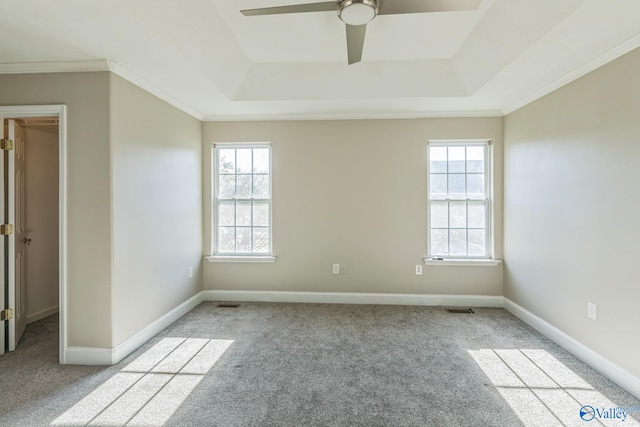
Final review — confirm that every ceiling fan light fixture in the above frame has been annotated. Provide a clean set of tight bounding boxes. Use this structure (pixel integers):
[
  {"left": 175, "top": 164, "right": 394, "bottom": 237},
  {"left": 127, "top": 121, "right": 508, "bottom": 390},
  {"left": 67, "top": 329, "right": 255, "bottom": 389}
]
[{"left": 338, "top": 0, "right": 378, "bottom": 26}]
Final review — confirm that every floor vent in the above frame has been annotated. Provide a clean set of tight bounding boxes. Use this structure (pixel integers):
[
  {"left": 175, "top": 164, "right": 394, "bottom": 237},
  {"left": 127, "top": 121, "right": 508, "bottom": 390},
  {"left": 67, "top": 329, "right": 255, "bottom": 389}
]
[
  {"left": 217, "top": 303, "right": 240, "bottom": 308},
  {"left": 445, "top": 308, "right": 474, "bottom": 314}
]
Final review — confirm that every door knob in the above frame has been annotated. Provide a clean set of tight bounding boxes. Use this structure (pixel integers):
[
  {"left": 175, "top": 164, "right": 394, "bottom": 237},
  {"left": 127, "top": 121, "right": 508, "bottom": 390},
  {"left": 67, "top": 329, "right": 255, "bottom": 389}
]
[{"left": 23, "top": 237, "right": 31, "bottom": 246}]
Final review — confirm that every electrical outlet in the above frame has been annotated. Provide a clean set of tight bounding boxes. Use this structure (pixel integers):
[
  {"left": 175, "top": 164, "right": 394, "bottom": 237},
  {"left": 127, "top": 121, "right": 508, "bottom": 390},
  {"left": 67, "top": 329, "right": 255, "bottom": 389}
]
[
  {"left": 587, "top": 301, "right": 597, "bottom": 320},
  {"left": 416, "top": 265, "right": 422, "bottom": 275},
  {"left": 188, "top": 267, "right": 194, "bottom": 279},
  {"left": 332, "top": 264, "right": 340, "bottom": 275},
  {"left": 340, "top": 265, "right": 346, "bottom": 274}
]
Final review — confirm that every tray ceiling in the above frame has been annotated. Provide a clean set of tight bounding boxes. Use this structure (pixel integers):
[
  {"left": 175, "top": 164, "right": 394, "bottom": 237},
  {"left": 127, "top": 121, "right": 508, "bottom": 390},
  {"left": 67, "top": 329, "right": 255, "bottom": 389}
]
[{"left": 1, "top": 0, "right": 639, "bottom": 120}]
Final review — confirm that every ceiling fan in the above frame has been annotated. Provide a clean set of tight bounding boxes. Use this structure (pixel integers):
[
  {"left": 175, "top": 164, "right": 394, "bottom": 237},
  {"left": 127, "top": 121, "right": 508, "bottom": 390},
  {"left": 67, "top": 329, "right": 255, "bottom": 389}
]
[{"left": 241, "top": 0, "right": 481, "bottom": 65}]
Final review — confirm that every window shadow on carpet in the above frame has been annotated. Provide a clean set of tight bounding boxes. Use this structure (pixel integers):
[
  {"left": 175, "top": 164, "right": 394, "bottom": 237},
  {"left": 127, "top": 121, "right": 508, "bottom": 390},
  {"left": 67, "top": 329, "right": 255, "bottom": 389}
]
[
  {"left": 469, "top": 349, "right": 640, "bottom": 426},
  {"left": 51, "top": 337, "right": 233, "bottom": 426}
]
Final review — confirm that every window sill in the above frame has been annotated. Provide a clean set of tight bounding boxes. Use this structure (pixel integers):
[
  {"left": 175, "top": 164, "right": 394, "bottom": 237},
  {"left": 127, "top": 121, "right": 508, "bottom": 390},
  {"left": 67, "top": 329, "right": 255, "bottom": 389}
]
[
  {"left": 423, "top": 258, "right": 501, "bottom": 267},
  {"left": 206, "top": 255, "right": 277, "bottom": 263}
]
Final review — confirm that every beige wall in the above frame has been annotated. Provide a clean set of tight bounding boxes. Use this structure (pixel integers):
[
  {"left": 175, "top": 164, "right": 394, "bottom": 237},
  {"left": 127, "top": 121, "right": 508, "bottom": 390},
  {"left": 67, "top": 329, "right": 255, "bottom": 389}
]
[
  {"left": 0, "top": 72, "right": 112, "bottom": 348},
  {"left": 109, "top": 75, "right": 203, "bottom": 346},
  {"left": 24, "top": 127, "right": 59, "bottom": 322},
  {"left": 203, "top": 118, "right": 504, "bottom": 295},
  {"left": 504, "top": 47, "right": 640, "bottom": 378}
]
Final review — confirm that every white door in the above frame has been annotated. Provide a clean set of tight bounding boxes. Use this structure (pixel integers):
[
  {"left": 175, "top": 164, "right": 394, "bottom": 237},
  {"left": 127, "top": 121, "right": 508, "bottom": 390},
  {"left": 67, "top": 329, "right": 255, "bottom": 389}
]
[
  {"left": 0, "top": 118, "right": 6, "bottom": 356},
  {"left": 8, "top": 119, "right": 27, "bottom": 350}
]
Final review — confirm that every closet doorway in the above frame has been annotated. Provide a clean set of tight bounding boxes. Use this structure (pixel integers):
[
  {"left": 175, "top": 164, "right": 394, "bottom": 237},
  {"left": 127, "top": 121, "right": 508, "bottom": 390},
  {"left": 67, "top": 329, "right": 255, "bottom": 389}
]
[{"left": 0, "top": 105, "right": 67, "bottom": 363}]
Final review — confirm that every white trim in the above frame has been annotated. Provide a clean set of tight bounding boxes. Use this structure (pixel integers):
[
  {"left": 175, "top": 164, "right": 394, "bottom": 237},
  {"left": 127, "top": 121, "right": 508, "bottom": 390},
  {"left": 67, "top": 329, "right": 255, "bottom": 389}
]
[
  {"left": 0, "top": 60, "right": 203, "bottom": 120},
  {"left": 0, "top": 105, "right": 68, "bottom": 364},
  {"left": 65, "top": 346, "right": 114, "bottom": 366},
  {"left": 423, "top": 258, "right": 501, "bottom": 267},
  {"left": 206, "top": 256, "right": 277, "bottom": 263},
  {"left": 427, "top": 142, "right": 494, "bottom": 259},
  {"left": 26, "top": 305, "right": 59, "bottom": 324},
  {"left": 212, "top": 144, "right": 273, "bottom": 256},
  {"left": 107, "top": 62, "right": 203, "bottom": 120},
  {"left": 502, "top": 32, "right": 640, "bottom": 115},
  {"left": 504, "top": 298, "right": 640, "bottom": 400},
  {"left": 427, "top": 139, "right": 492, "bottom": 146},
  {"left": 111, "top": 292, "right": 204, "bottom": 364},
  {"left": 202, "top": 110, "right": 504, "bottom": 122},
  {"left": 7, "top": 120, "right": 16, "bottom": 350},
  {"left": 0, "top": 60, "right": 110, "bottom": 74},
  {"left": 213, "top": 141, "right": 272, "bottom": 147},
  {"left": 63, "top": 293, "right": 203, "bottom": 365},
  {"left": 203, "top": 290, "right": 504, "bottom": 307}
]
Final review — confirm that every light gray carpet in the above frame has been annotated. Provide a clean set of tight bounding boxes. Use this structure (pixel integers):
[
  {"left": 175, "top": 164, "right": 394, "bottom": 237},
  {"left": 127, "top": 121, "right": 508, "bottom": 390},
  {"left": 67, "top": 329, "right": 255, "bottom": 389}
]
[{"left": 0, "top": 302, "right": 639, "bottom": 426}]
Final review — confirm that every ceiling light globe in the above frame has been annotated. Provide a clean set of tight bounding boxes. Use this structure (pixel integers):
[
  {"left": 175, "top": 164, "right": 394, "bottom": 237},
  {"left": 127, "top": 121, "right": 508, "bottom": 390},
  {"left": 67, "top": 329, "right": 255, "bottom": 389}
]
[{"left": 338, "top": 0, "right": 378, "bottom": 26}]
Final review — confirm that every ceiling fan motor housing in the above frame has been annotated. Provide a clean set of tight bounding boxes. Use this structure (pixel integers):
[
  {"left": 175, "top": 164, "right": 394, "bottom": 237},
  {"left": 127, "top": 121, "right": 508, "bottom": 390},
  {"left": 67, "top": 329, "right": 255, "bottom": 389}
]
[{"left": 338, "top": 0, "right": 379, "bottom": 25}]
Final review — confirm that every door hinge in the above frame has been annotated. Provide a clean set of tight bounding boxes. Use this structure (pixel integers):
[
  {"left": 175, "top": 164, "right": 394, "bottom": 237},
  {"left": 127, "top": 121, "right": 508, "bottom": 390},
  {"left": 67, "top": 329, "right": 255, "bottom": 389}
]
[
  {"left": 0, "top": 139, "right": 13, "bottom": 150},
  {"left": 0, "top": 309, "right": 14, "bottom": 321},
  {"left": 0, "top": 224, "right": 14, "bottom": 235}
]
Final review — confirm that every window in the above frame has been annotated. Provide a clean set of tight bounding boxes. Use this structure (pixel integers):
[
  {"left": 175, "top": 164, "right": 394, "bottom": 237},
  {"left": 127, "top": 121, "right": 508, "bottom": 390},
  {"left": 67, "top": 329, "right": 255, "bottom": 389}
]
[
  {"left": 427, "top": 141, "right": 492, "bottom": 259},
  {"left": 214, "top": 144, "right": 271, "bottom": 255}
]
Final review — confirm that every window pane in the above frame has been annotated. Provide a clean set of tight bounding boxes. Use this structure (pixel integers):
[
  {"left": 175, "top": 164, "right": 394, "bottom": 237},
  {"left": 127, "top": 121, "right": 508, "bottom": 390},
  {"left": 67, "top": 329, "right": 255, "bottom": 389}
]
[
  {"left": 236, "top": 227, "right": 252, "bottom": 252},
  {"left": 253, "top": 202, "right": 269, "bottom": 226},
  {"left": 468, "top": 204, "right": 485, "bottom": 229},
  {"left": 216, "top": 146, "right": 271, "bottom": 255},
  {"left": 253, "top": 148, "right": 269, "bottom": 173},
  {"left": 237, "top": 149, "right": 252, "bottom": 173},
  {"left": 219, "top": 201, "right": 235, "bottom": 226},
  {"left": 429, "top": 147, "right": 447, "bottom": 173},
  {"left": 448, "top": 174, "right": 465, "bottom": 198},
  {"left": 450, "top": 229, "right": 467, "bottom": 256},
  {"left": 219, "top": 227, "right": 235, "bottom": 252},
  {"left": 427, "top": 143, "right": 490, "bottom": 259},
  {"left": 430, "top": 203, "right": 448, "bottom": 228},
  {"left": 236, "top": 175, "right": 252, "bottom": 198},
  {"left": 430, "top": 174, "right": 447, "bottom": 198},
  {"left": 236, "top": 202, "right": 251, "bottom": 226},
  {"left": 448, "top": 146, "right": 465, "bottom": 173},
  {"left": 253, "top": 175, "right": 270, "bottom": 199},
  {"left": 468, "top": 229, "right": 486, "bottom": 256},
  {"left": 219, "top": 175, "right": 235, "bottom": 199},
  {"left": 449, "top": 202, "right": 466, "bottom": 228},
  {"left": 466, "top": 146, "right": 484, "bottom": 173},
  {"left": 467, "top": 174, "right": 485, "bottom": 198},
  {"left": 218, "top": 149, "right": 235, "bottom": 173},
  {"left": 431, "top": 229, "right": 448, "bottom": 256},
  {"left": 252, "top": 228, "right": 269, "bottom": 253}
]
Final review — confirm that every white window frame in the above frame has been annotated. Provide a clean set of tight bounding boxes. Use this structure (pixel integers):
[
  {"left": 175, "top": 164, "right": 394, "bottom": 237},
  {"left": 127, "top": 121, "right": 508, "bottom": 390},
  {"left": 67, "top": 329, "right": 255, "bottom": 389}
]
[
  {"left": 427, "top": 140, "right": 494, "bottom": 260},
  {"left": 211, "top": 142, "right": 274, "bottom": 259}
]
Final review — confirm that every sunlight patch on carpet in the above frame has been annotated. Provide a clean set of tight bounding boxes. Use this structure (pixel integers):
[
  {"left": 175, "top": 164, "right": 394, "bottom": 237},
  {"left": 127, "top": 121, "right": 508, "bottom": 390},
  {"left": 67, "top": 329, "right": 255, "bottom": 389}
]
[
  {"left": 52, "top": 338, "right": 233, "bottom": 426},
  {"left": 469, "top": 349, "right": 640, "bottom": 427}
]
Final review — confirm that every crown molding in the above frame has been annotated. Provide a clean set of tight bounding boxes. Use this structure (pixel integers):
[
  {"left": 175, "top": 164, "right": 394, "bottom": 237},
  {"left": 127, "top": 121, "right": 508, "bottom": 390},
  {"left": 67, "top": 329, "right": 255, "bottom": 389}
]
[
  {"left": 106, "top": 61, "right": 204, "bottom": 120},
  {"left": 0, "top": 59, "right": 110, "bottom": 74},
  {"left": 0, "top": 59, "right": 204, "bottom": 120},
  {"left": 502, "top": 32, "right": 640, "bottom": 116},
  {"left": 201, "top": 109, "right": 504, "bottom": 122}
]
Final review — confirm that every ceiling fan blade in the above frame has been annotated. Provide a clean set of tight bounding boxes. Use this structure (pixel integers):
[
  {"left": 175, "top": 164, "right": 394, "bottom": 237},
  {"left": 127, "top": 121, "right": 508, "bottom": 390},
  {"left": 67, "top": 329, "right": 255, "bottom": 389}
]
[
  {"left": 378, "top": 0, "right": 480, "bottom": 16},
  {"left": 346, "top": 24, "right": 366, "bottom": 65},
  {"left": 241, "top": 1, "right": 336, "bottom": 16}
]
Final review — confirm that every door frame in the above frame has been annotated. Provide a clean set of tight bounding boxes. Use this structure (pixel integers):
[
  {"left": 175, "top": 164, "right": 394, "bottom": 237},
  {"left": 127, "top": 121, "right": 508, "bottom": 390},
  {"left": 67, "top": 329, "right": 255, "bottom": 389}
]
[{"left": 0, "top": 105, "right": 67, "bottom": 363}]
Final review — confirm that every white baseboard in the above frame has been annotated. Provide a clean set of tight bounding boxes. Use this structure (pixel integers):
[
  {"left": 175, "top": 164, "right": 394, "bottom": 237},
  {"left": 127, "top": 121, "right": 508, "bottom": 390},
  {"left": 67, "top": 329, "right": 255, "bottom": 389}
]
[
  {"left": 65, "top": 346, "right": 114, "bottom": 366},
  {"left": 111, "top": 292, "right": 204, "bottom": 364},
  {"left": 203, "top": 290, "right": 504, "bottom": 307},
  {"left": 504, "top": 298, "right": 640, "bottom": 400},
  {"left": 26, "top": 305, "right": 59, "bottom": 324},
  {"left": 62, "top": 292, "right": 204, "bottom": 366}
]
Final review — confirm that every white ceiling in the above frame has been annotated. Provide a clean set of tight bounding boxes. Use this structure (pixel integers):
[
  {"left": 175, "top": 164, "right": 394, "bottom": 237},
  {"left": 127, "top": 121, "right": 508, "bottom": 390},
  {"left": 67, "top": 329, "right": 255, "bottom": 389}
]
[{"left": 1, "top": 0, "right": 640, "bottom": 120}]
